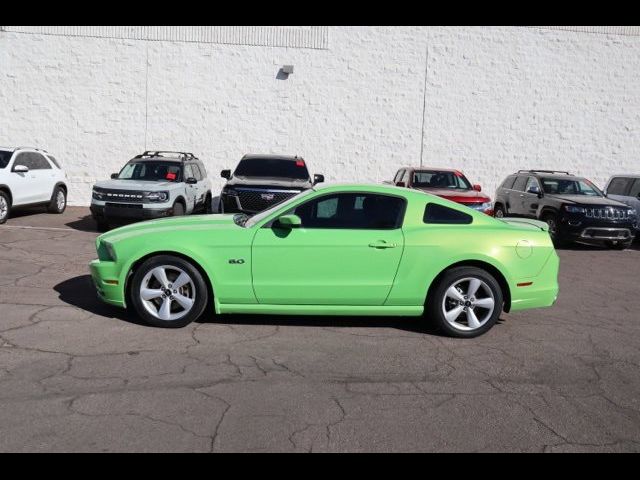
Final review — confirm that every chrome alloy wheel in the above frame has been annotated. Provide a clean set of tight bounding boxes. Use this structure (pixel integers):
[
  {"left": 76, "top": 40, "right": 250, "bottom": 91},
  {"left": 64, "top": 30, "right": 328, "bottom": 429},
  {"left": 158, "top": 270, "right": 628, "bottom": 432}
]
[
  {"left": 0, "top": 196, "right": 7, "bottom": 221},
  {"left": 56, "top": 190, "right": 66, "bottom": 210},
  {"left": 139, "top": 265, "right": 196, "bottom": 321},
  {"left": 441, "top": 277, "right": 496, "bottom": 332}
]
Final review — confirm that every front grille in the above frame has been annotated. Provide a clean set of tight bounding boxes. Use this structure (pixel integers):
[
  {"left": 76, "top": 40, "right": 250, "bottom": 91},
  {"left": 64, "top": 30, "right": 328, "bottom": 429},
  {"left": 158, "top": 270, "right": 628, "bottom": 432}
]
[
  {"left": 105, "top": 202, "right": 143, "bottom": 209},
  {"left": 235, "top": 189, "right": 299, "bottom": 213},
  {"left": 96, "top": 188, "right": 145, "bottom": 203},
  {"left": 584, "top": 207, "right": 631, "bottom": 220}
]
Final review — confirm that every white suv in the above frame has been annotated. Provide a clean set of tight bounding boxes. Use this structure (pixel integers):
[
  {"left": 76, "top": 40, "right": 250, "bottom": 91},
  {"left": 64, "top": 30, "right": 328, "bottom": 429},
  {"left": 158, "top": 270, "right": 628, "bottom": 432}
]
[{"left": 0, "top": 147, "right": 68, "bottom": 224}]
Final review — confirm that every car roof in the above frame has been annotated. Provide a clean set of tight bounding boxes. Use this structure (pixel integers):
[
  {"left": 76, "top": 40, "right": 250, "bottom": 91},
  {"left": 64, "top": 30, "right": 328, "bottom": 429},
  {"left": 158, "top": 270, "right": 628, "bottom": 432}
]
[
  {"left": 241, "top": 154, "right": 304, "bottom": 162},
  {"left": 129, "top": 156, "right": 184, "bottom": 162},
  {"left": 399, "top": 166, "right": 464, "bottom": 172}
]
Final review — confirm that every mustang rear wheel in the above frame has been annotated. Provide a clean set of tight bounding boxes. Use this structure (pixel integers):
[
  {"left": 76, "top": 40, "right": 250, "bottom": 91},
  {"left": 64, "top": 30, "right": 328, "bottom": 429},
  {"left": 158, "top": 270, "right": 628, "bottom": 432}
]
[
  {"left": 427, "top": 266, "right": 503, "bottom": 338},
  {"left": 130, "top": 255, "right": 208, "bottom": 328}
]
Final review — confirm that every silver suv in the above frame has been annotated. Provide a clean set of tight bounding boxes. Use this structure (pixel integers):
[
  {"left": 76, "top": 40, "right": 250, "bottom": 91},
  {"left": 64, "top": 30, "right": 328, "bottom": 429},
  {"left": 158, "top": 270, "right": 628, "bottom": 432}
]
[
  {"left": 605, "top": 174, "right": 640, "bottom": 236},
  {"left": 90, "top": 151, "right": 212, "bottom": 231}
]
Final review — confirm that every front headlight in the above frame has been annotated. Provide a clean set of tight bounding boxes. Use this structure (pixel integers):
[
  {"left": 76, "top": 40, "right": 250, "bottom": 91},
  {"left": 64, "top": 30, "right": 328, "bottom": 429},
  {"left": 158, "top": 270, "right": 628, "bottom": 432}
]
[
  {"left": 628, "top": 209, "right": 637, "bottom": 217},
  {"left": 92, "top": 188, "right": 105, "bottom": 201},
  {"left": 564, "top": 205, "right": 585, "bottom": 213},
  {"left": 469, "top": 202, "right": 493, "bottom": 212},
  {"left": 99, "top": 241, "right": 117, "bottom": 262},
  {"left": 144, "top": 191, "right": 169, "bottom": 203}
]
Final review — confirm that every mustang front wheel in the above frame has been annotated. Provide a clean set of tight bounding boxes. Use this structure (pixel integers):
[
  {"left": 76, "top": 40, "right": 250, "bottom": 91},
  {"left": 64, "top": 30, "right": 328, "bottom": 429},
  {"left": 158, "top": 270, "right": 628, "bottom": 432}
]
[
  {"left": 130, "top": 255, "right": 209, "bottom": 328},
  {"left": 428, "top": 267, "right": 503, "bottom": 338}
]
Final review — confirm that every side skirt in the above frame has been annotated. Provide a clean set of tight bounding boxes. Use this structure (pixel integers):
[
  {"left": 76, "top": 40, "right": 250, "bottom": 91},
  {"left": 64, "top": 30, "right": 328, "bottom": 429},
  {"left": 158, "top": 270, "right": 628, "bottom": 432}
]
[{"left": 215, "top": 301, "right": 424, "bottom": 317}]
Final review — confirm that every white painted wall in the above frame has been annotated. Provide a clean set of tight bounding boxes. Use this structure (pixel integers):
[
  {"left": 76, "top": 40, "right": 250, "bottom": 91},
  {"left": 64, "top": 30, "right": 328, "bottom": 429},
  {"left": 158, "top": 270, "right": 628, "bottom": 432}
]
[{"left": 1, "top": 26, "right": 639, "bottom": 206}]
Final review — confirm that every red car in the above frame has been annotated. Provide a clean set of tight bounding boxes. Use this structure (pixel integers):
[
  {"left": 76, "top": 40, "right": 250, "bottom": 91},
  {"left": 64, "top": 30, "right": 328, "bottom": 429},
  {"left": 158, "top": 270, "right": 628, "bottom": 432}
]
[{"left": 387, "top": 167, "right": 493, "bottom": 215}]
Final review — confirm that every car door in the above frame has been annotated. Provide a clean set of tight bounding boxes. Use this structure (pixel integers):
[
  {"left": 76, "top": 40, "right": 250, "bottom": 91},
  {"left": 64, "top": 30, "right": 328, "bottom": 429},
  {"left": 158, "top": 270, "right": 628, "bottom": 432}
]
[
  {"left": 251, "top": 192, "right": 406, "bottom": 305},
  {"left": 183, "top": 164, "right": 197, "bottom": 213},
  {"left": 521, "top": 176, "right": 542, "bottom": 217},
  {"left": 193, "top": 163, "right": 207, "bottom": 208},
  {"left": 9, "top": 153, "right": 40, "bottom": 205},
  {"left": 30, "top": 152, "right": 57, "bottom": 202},
  {"left": 508, "top": 175, "right": 528, "bottom": 216}
]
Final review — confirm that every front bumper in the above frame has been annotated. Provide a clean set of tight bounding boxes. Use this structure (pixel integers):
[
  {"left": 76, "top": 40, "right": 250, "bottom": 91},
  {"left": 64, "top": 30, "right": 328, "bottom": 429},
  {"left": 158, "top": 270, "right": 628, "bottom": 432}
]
[
  {"left": 91, "top": 203, "right": 173, "bottom": 221},
  {"left": 559, "top": 216, "right": 636, "bottom": 242},
  {"left": 89, "top": 259, "right": 126, "bottom": 308}
]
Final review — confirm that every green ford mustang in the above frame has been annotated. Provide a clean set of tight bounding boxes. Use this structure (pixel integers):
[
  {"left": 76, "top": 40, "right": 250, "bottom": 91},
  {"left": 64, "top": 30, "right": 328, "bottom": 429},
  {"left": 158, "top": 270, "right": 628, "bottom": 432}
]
[{"left": 90, "top": 184, "right": 559, "bottom": 337}]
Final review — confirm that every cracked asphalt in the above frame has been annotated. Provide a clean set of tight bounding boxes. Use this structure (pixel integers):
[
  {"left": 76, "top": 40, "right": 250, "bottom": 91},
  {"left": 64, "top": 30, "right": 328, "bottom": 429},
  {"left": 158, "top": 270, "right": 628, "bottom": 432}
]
[{"left": 1, "top": 206, "right": 640, "bottom": 452}]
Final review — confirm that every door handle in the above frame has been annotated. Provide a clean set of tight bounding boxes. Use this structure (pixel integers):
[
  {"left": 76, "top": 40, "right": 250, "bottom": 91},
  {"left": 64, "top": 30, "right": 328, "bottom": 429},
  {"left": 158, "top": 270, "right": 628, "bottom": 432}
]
[{"left": 369, "top": 240, "right": 398, "bottom": 249}]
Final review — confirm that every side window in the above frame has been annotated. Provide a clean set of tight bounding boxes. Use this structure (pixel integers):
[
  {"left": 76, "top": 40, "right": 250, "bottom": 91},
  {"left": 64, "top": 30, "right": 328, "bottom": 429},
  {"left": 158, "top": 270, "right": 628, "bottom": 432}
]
[
  {"left": 47, "top": 155, "right": 61, "bottom": 169},
  {"left": 393, "top": 169, "right": 403, "bottom": 184},
  {"left": 292, "top": 193, "right": 405, "bottom": 230},
  {"left": 524, "top": 177, "right": 539, "bottom": 193},
  {"left": 629, "top": 179, "right": 640, "bottom": 198},
  {"left": 607, "top": 177, "right": 632, "bottom": 196},
  {"left": 194, "top": 164, "right": 204, "bottom": 181},
  {"left": 424, "top": 203, "right": 473, "bottom": 225},
  {"left": 184, "top": 164, "right": 194, "bottom": 180},
  {"left": 501, "top": 175, "right": 516, "bottom": 190},
  {"left": 400, "top": 170, "right": 410, "bottom": 185},
  {"left": 32, "top": 153, "right": 52, "bottom": 170},
  {"left": 512, "top": 176, "right": 527, "bottom": 192},
  {"left": 197, "top": 162, "right": 208, "bottom": 179},
  {"left": 13, "top": 153, "right": 33, "bottom": 170}
]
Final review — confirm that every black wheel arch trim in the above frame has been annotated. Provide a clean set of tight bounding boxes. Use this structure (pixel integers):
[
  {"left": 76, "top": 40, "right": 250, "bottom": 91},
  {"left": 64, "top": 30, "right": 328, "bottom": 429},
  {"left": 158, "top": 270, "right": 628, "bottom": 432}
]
[{"left": 0, "top": 185, "right": 13, "bottom": 204}]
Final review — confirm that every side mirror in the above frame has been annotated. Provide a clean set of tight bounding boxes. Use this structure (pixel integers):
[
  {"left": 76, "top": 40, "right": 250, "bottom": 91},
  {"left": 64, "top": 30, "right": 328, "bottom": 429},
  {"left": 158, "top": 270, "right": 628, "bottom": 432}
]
[
  {"left": 473, "top": 184, "right": 482, "bottom": 192},
  {"left": 527, "top": 186, "right": 541, "bottom": 196},
  {"left": 110, "top": 173, "right": 119, "bottom": 179},
  {"left": 396, "top": 181, "right": 405, "bottom": 188},
  {"left": 186, "top": 177, "right": 197, "bottom": 185},
  {"left": 276, "top": 214, "right": 302, "bottom": 228},
  {"left": 313, "top": 174, "right": 324, "bottom": 185},
  {"left": 221, "top": 169, "right": 231, "bottom": 179},
  {"left": 13, "top": 165, "right": 29, "bottom": 173}
]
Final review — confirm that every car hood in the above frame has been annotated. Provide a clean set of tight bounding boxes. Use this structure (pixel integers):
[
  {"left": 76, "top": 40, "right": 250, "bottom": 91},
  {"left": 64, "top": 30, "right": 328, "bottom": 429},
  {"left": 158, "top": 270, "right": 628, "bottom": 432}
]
[
  {"left": 94, "top": 179, "right": 178, "bottom": 190},
  {"left": 547, "top": 194, "right": 628, "bottom": 207},
  {"left": 98, "top": 214, "right": 238, "bottom": 244},
  {"left": 412, "top": 187, "right": 490, "bottom": 203},
  {"left": 225, "top": 176, "right": 312, "bottom": 190}
]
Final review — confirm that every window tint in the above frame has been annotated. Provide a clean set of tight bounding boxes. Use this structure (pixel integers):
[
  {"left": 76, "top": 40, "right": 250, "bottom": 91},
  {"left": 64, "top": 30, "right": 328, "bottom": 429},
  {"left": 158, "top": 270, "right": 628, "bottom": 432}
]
[
  {"left": 412, "top": 170, "right": 472, "bottom": 190},
  {"left": 234, "top": 157, "right": 310, "bottom": 180},
  {"left": 525, "top": 177, "right": 539, "bottom": 192},
  {"left": 0, "top": 150, "right": 12, "bottom": 169},
  {"left": 292, "top": 193, "right": 405, "bottom": 229},
  {"left": 47, "top": 155, "right": 61, "bottom": 169},
  {"left": 400, "top": 170, "right": 410, "bottom": 185},
  {"left": 629, "top": 179, "right": 640, "bottom": 198},
  {"left": 607, "top": 177, "right": 633, "bottom": 196},
  {"left": 424, "top": 203, "right": 473, "bottom": 225},
  {"left": 14, "top": 153, "right": 36, "bottom": 170},
  {"left": 512, "top": 176, "right": 527, "bottom": 192},
  {"left": 184, "top": 164, "right": 195, "bottom": 180},
  {"left": 393, "top": 169, "right": 403, "bottom": 184},
  {"left": 541, "top": 178, "right": 602, "bottom": 196},
  {"left": 500, "top": 175, "right": 517, "bottom": 189},
  {"left": 117, "top": 161, "right": 182, "bottom": 182},
  {"left": 197, "top": 161, "right": 207, "bottom": 178}
]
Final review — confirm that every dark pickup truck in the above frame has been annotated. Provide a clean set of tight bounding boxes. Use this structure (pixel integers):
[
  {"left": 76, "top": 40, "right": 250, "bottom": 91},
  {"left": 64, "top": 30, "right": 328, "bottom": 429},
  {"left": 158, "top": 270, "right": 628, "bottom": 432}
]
[{"left": 219, "top": 154, "right": 324, "bottom": 214}]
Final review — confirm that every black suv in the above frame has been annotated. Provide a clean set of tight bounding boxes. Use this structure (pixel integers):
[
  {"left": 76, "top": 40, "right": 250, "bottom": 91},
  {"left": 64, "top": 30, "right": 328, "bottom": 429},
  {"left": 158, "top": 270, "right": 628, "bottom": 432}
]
[
  {"left": 494, "top": 170, "right": 638, "bottom": 249},
  {"left": 219, "top": 154, "right": 324, "bottom": 214}
]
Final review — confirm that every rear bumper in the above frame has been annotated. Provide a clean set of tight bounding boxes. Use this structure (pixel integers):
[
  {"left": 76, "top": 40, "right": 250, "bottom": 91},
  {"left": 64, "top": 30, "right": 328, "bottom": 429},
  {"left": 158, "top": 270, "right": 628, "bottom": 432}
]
[
  {"left": 509, "top": 250, "right": 559, "bottom": 312},
  {"left": 89, "top": 259, "right": 126, "bottom": 308}
]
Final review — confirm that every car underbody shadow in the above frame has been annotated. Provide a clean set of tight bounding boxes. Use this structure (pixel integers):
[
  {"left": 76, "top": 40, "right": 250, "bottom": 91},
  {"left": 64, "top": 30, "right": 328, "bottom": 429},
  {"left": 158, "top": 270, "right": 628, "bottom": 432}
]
[
  {"left": 65, "top": 214, "right": 100, "bottom": 233},
  {"left": 53, "top": 274, "right": 147, "bottom": 326}
]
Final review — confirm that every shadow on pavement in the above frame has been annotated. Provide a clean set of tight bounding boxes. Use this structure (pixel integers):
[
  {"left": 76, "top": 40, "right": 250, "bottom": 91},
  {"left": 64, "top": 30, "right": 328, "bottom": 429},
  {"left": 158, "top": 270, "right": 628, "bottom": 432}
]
[
  {"left": 65, "top": 214, "right": 99, "bottom": 233},
  {"left": 54, "top": 275, "right": 460, "bottom": 335},
  {"left": 53, "top": 275, "right": 146, "bottom": 326}
]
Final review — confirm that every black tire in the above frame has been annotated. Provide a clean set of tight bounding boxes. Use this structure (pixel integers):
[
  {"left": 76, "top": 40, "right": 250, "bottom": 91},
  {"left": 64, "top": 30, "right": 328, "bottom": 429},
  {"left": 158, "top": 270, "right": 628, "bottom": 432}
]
[
  {"left": 493, "top": 204, "right": 506, "bottom": 218},
  {"left": 427, "top": 266, "right": 503, "bottom": 338},
  {"left": 173, "top": 201, "right": 185, "bottom": 216},
  {"left": 0, "top": 191, "right": 11, "bottom": 224},
  {"left": 129, "top": 255, "right": 209, "bottom": 328},
  {"left": 204, "top": 193, "right": 213, "bottom": 214},
  {"left": 541, "top": 212, "right": 568, "bottom": 248},
  {"left": 47, "top": 186, "right": 67, "bottom": 214},
  {"left": 605, "top": 240, "right": 632, "bottom": 250}
]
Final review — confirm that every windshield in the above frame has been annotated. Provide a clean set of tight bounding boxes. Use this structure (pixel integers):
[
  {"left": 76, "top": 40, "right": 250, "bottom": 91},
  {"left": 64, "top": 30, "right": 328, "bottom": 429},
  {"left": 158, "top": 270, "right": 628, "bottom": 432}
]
[
  {"left": 234, "top": 157, "right": 310, "bottom": 180},
  {"left": 240, "top": 189, "right": 315, "bottom": 228},
  {"left": 0, "top": 150, "right": 11, "bottom": 169},
  {"left": 117, "top": 161, "right": 182, "bottom": 182},
  {"left": 541, "top": 178, "right": 603, "bottom": 196},
  {"left": 412, "top": 170, "right": 472, "bottom": 190}
]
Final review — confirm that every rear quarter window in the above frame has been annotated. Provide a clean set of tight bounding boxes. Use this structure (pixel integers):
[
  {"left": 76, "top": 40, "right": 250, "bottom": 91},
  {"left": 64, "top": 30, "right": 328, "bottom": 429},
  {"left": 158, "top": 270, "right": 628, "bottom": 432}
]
[
  {"left": 500, "top": 175, "right": 517, "bottom": 189},
  {"left": 607, "top": 177, "right": 633, "bottom": 196},
  {"left": 424, "top": 203, "right": 473, "bottom": 225}
]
